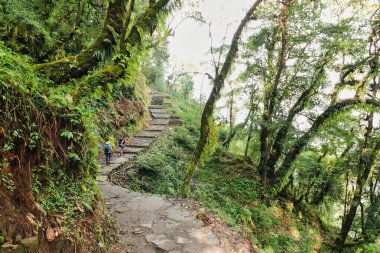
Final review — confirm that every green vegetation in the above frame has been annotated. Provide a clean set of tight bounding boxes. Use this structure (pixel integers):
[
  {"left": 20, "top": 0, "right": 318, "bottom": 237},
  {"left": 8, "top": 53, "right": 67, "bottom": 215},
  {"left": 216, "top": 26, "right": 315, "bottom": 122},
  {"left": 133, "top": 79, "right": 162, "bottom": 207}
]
[
  {"left": 116, "top": 96, "right": 326, "bottom": 252},
  {"left": 1, "top": 0, "right": 379, "bottom": 252},
  {"left": 0, "top": 38, "right": 145, "bottom": 248},
  {"left": 0, "top": 0, "right": 177, "bottom": 250}
]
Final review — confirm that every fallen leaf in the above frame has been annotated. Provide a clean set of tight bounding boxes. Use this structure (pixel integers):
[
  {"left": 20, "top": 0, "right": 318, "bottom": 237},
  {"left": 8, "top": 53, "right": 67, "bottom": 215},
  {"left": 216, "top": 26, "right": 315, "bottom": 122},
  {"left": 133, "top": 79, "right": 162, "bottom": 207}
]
[
  {"left": 46, "top": 226, "right": 55, "bottom": 242},
  {"left": 81, "top": 184, "right": 87, "bottom": 192},
  {"left": 26, "top": 213, "right": 37, "bottom": 226}
]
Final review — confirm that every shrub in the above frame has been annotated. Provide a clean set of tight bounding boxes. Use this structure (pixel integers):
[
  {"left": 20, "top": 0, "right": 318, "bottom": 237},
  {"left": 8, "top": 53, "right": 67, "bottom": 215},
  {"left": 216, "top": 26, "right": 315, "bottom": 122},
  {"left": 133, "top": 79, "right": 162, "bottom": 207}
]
[{"left": 252, "top": 204, "right": 276, "bottom": 230}]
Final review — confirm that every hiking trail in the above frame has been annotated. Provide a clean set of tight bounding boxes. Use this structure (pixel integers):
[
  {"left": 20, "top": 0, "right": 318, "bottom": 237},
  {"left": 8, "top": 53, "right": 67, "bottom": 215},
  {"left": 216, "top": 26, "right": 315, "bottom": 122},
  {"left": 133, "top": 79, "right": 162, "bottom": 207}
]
[{"left": 97, "top": 92, "right": 252, "bottom": 253}]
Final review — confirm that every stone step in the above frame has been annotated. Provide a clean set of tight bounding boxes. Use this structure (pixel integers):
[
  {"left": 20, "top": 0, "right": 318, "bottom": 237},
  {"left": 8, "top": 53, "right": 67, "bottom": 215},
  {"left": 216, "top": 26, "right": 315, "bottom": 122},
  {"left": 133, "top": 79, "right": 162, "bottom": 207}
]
[
  {"left": 151, "top": 93, "right": 169, "bottom": 105},
  {"left": 127, "top": 137, "right": 154, "bottom": 148},
  {"left": 135, "top": 131, "right": 162, "bottom": 138},
  {"left": 149, "top": 105, "right": 164, "bottom": 109},
  {"left": 151, "top": 92, "right": 170, "bottom": 97},
  {"left": 145, "top": 125, "right": 167, "bottom": 132},
  {"left": 96, "top": 175, "right": 108, "bottom": 182},
  {"left": 152, "top": 113, "right": 170, "bottom": 119},
  {"left": 121, "top": 153, "right": 138, "bottom": 159},
  {"left": 151, "top": 97, "right": 165, "bottom": 105},
  {"left": 123, "top": 147, "right": 144, "bottom": 154},
  {"left": 151, "top": 119, "right": 170, "bottom": 125},
  {"left": 150, "top": 109, "right": 167, "bottom": 114},
  {"left": 100, "top": 166, "right": 115, "bottom": 176}
]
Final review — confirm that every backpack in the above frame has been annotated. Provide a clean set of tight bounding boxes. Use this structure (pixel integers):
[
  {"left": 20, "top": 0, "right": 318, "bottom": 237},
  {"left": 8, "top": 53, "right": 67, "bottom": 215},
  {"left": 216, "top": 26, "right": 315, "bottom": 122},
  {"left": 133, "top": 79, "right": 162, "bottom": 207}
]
[{"left": 104, "top": 143, "right": 111, "bottom": 153}]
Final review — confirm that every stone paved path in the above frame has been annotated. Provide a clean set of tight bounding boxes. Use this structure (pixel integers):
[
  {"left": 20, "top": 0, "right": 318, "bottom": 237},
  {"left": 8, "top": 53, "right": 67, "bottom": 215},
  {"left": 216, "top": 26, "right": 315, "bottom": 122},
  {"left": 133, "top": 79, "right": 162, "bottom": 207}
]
[{"left": 97, "top": 92, "right": 251, "bottom": 253}]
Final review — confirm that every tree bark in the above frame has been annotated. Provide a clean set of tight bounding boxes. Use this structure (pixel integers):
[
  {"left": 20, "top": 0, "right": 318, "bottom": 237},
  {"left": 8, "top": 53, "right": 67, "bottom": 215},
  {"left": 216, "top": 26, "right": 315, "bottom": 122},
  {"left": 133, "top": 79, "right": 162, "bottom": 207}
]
[
  {"left": 244, "top": 115, "right": 254, "bottom": 158},
  {"left": 120, "top": 0, "right": 136, "bottom": 55},
  {"left": 226, "top": 89, "right": 235, "bottom": 149},
  {"left": 258, "top": 0, "right": 291, "bottom": 184},
  {"left": 180, "top": 0, "right": 264, "bottom": 195}
]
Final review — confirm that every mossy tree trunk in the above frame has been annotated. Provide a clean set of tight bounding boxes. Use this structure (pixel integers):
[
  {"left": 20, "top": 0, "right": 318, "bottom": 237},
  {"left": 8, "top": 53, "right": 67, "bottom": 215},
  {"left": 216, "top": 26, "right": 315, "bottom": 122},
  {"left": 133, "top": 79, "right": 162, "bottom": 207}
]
[
  {"left": 180, "top": 0, "right": 264, "bottom": 196},
  {"left": 264, "top": 53, "right": 331, "bottom": 181},
  {"left": 335, "top": 75, "right": 380, "bottom": 247},
  {"left": 36, "top": 0, "right": 171, "bottom": 84},
  {"left": 335, "top": 112, "right": 380, "bottom": 247},
  {"left": 258, "top": 0, "right": 291, "bottom": 185}
]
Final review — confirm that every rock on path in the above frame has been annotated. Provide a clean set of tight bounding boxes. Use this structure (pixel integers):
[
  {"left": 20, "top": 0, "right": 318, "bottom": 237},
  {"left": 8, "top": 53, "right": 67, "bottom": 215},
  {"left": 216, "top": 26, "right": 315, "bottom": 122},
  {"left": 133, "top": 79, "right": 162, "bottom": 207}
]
[{"left": 97, "top": 92, "right": 251, "bottom": 253}]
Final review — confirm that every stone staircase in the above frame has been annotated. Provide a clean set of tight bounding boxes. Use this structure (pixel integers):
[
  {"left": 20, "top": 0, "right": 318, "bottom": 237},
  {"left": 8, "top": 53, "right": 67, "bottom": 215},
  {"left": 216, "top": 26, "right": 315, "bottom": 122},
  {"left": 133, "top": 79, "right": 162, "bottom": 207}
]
[{"left": 97, "top": 92, "right": 242, "bottom": 253}]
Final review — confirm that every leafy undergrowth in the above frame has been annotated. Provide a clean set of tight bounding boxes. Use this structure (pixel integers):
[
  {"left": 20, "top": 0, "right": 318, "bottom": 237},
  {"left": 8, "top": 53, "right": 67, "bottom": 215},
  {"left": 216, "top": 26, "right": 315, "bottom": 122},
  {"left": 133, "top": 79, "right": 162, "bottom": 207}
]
[
  {"left": 113, "top": 96, "right": 342, "bottom": 253},
  {"left": 193, "top": 153, "right": 327, "bottom": 253},
  {"left": 0, "top": 43, "right": 148, "bottom": 250}
]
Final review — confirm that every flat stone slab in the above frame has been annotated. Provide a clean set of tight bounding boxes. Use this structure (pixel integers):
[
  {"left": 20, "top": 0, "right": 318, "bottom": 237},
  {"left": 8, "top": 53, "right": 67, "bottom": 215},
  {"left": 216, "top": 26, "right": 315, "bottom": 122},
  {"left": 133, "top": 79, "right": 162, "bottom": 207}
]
[
  {"left": 149, "top": 105, "right": 164, "bottom": 109},
  {"left": 146, "top": 234, "right": 179, "bottom": 251},
  {"left": 176, "top": 237, "right": 189, "bottom": 244},
  {"left": 151, "top": 97, "right": 165, "bottom": 105},
  {"left": 166, "top": 207, "right": 194, "bottom": 222},
  {"left": 183, "top": 244, "right": 225, "bottom": 253},
  {"left": 127, "top": 195, "right": 169, "bottom": 211},
  {"left": 165, "top": 220, "right": 180, "bottom": 229},
  {"left": 124, "top": 147, "right": 144, "bottom": 154},
  {"left": 151, "top": 119, "right": 170, "bottom": 125},
  {"left": 111, "top": 156, "right": 129, "bottom": 164},
  {"left": 189, "top": 227, "right": 220, "bottom": 246},
  {"left": 145, "top": 125, "right": 167, "bottom": 131},
  {"left": 134, "top": 131, "right": 162, "bottom": 138},
  {"left": 152, "top": 113, "right": 170, "bottom": 119},
  {"left": 151, "top": 93, "right": 169, "bottom": 99},
  {"left": 150, "top": 109, "right": 167, "bottom": 114},
  {"left": 100, "top": 163, "right": 121, "bottom": 175},
  {"left": 122, "top": 153, "right": 138, "bottom": 159},
  {"left": 128, "top": 137, "right": 154, "bottom": 148},
  {"left": 96, "top": 175, "right": 108, "bottom": 182}
]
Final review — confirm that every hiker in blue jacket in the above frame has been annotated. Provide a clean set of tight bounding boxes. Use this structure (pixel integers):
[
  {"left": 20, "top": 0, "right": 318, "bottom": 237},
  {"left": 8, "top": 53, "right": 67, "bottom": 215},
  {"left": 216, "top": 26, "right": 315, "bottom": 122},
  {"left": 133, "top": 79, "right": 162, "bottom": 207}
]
[{"left": 104, "top": 140, "right": 113, "bottom": 165}]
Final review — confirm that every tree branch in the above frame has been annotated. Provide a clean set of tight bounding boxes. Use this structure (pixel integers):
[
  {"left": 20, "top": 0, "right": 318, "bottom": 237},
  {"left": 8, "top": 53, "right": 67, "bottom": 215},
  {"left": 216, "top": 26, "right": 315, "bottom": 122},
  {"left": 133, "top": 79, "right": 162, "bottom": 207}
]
[{"left": 275, "top": 98, "right": 380, "bottom": 193}]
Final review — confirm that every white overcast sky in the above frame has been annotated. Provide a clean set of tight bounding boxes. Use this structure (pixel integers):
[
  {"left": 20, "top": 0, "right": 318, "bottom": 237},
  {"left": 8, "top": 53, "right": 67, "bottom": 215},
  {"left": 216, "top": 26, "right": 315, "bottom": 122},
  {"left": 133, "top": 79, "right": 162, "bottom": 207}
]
[
  {"left": 167, "top": 0, "right": 253, "bottom": 120},
  {"left": 168, "top": 0, "right": 252, "bottom": 65}
]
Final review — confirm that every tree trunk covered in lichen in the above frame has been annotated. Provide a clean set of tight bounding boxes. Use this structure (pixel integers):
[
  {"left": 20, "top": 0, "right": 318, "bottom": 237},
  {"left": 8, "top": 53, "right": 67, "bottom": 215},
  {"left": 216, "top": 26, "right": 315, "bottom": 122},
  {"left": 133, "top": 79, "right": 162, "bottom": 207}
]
[
  {"left": 258, "top": 0, "right": 291, "bottom": 185},
  {"left": 336, "top": 113, "right": 380, "bottom": 246},
  {"left": 180, "top": 0, "right": 264, "bottom": 195},
  {"left": 36, "top": 0, "right": 170, "bottom": 84},
  {"left": 335, "top": 79, "right": 380, "bottom": 246}
]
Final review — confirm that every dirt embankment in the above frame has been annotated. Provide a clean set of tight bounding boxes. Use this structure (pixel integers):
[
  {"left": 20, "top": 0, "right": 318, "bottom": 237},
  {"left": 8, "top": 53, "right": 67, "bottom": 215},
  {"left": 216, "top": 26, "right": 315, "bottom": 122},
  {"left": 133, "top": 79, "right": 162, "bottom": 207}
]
[{"left": 0, "top": 93, "right": 148, "bottom": 252}]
